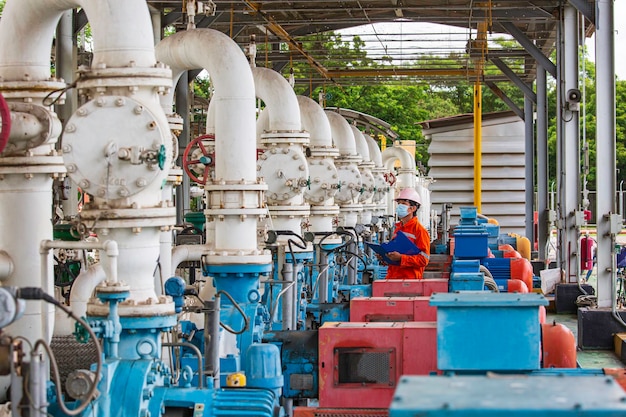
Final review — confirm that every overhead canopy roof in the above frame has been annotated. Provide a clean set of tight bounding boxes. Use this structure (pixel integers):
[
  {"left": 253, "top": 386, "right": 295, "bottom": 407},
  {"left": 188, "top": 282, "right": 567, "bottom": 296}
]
[{"left": 145, "top": 1, "right": 594, "bottom": 86}]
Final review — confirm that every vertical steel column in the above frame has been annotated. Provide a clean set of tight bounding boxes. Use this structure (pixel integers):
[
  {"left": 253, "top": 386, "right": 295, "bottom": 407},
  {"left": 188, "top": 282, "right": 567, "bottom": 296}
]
[
  {"left": 524, "top": 95, "right": 534, "bottom": 242},
  {"left": 595, "top": 0, "right": 616, "bottom": 309},
  {"left": 537, "top": 66, "right": 549, "bottom": 260},
  {"left": 564, "top": 5, "right": 581, "bottom": 282},
  {"left": 555, "top": 14, "right": 565, "bottom": 271},
  {"left": 281, "top": 261, "right": 295, "bottom": 330},
  {"left": 556, "top": 5, "right": 580, "bottom": 281},
  {"left": 175, "top": 71, "right": 191, "bottom": 225},
  {"left": 56, "top": 11, "right": 79, "bottom": 218},
  {"left": 473, "top": 81, "right": 482, "bottom": 212}
]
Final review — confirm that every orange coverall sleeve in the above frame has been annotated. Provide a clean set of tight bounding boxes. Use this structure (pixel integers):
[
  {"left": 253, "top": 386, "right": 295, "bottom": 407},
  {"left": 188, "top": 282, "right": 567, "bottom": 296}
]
[{"left": 399, "top": 223, "right": 430, "bottom": 269}]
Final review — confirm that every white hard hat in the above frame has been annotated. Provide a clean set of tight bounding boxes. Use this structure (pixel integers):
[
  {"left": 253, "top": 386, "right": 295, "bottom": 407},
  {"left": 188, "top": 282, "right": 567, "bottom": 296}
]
[{"left": 395, "top": 188, "right": 422, "bottom": 206}]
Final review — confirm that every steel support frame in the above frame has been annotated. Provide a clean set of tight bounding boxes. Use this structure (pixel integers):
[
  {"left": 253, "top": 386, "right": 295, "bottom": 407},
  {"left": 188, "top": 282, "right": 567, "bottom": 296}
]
[
  {"left": 536, "top": 66, "right": 549, "bottom": 260},
  {"left": 524, "top": 95, "right": 535, "bottom": 243},
  {"left": 557, "top": 5, "right": 581, "bottom": 283},
  {"left": 595, "top": 0, "right": 616, "bottom": 309}
]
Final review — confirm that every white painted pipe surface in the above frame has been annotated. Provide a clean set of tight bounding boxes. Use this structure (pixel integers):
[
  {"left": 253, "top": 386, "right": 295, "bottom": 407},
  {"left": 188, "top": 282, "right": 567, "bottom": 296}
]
[
  {"left": 382, "top": 146, "right": 417, "bottom": 215},
  {"left": 252, "top": 67, "right": 301, "bottom": 132},
  {"left": 382, "top": 146, "right": 415, "bottom": 174},
  {"left": 256, "top": 108, "right": 270, "bottom": 146},
  {"left": 351, "top": 126, "right": 371, "bottom": 163},
  {"left": 158, "top": 228, "right": 173, "bottom": 294},
  {"left": 298, "top": 96, "right": 333, "bottom": 148},
  {"left": 325, "top": 111, "right": 357, "bottom": 156},
  {"left": 0, "top": 175, "right": 54, "bottom": 347},
  {"left": 0, "top": 250, "right": 14, "bottom": 281},
  {"left": 0, "top": 0, "right": 157, "bottom": 81},
  {"left": 205, "top": 100, "right": 216, "bottom": 135},
  {"left": 156, "top": 29, "right": 257, "bottom": 182},
  {"left": 65, "top": 264, "right": 106, "bottom": 334},
  {"left": 364, "top": 133, "right": 383, "bottom": 167},
  {"left": 170, "top": 244, "right": 205, "bottom": 276}
]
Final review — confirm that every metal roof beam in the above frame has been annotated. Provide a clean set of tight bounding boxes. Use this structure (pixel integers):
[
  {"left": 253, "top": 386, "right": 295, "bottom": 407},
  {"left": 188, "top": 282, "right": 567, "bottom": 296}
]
[
  {"left": 568, "top": 0, "right": 595, "bottom": 25},
  {"left": 162, "top": 7, "right": 183, "bottom": 27},
  {"left": 327, "top": 68, "right": 479, "bottom": 77},
  {"left": 74, "top": 9, "right": 87, "bottom": 34},
  {"left": 485, "top": 81, "right": 524, "bottom": 120},
  {"left": 242, "top": 1, "right": 336, "bottom": 84},
  {"left": 499, "top": 21, "right": 556, "bottom": 78},
  {"left": 490, "top": 57, "right": 536, "bottom": 104}
]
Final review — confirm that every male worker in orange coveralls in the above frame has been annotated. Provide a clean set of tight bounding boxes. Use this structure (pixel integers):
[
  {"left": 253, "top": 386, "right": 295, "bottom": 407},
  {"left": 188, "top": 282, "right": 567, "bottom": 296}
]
[{"left": 384, "top": 188, "right": 430, "bottom": 279}]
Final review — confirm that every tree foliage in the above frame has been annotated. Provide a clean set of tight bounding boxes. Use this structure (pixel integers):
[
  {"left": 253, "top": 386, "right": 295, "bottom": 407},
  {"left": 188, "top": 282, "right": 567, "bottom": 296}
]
[{"left": 285, "top": 32, "right": 626, "bottom": 193}]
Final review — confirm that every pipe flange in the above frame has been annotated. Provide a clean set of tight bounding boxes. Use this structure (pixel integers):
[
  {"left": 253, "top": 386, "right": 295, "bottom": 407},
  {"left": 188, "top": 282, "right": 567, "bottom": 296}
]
[
  {"left": 310, "top": 205, "right": 340, "bottom": 215},
  {"left": 260, "top": 131, "right": 310, "bottom": 145},
  {"left": 204, "top": 208, "right": 268, "bottom": 218},
  {"left": 62, "top": 95, "right": 169, "bottom": 199},
  {"left": 338, "top": 204, "right": 363, "bottom": 212},
  {"left": 76, "top": 66, "right": 172, "bottom": 94},
  {"left": 202, "top": 252, "right": 272, "bottom": 266},
  {"left": 2, "top": 102, "right": 62, "bottom": 155},
  {"left": 0, "top": 80, "right": 68, "bottom": 101},
  {"left": 337, "top": 154, "right": 362, "bottom": 164},
  {"left": 0, "top": 154, "right": 66, "bottom": 175},
  {"left": 78, "top": 206, "right": 176, "bottom": 230},
  {"left": 309, "top": 145, "right": 340, "bottom": 158},
  {"left": 205, "top": 180, "right": 267, "bottom": 190},
  {"left": 87, "top": 299, "right": 177, "bottom": 319},
  {"left": 265, "top": 205, "right": 311, "bottom": 218}
]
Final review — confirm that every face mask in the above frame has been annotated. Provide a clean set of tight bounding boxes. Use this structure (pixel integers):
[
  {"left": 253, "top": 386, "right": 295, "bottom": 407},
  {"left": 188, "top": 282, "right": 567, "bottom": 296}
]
[{"left": 396, "top": 204, "right": 410, "bottom": 218}]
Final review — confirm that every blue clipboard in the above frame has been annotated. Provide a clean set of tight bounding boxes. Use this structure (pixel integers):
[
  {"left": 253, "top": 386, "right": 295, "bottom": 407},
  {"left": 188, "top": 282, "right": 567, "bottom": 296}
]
[{"left": 366, "top": 232, "right": 422, "bottom": 265}]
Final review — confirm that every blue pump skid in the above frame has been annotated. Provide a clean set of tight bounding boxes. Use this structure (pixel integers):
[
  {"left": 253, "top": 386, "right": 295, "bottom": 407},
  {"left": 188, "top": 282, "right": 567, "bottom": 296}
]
[
  {"left": 6, "top": 205, "right": 626, "bottom": 417},
  {"left": 390, "top": 375, "right": 626, "bottom": 416}
]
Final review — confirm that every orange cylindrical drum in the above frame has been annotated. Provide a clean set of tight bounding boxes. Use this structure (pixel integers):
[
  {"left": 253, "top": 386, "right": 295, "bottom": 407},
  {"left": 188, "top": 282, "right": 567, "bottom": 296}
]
[
  {"left": 542, "top": 322, "right": 577, "bottom": 368},
  {"left": 510, "top": 258, "right": 533, "bottom": 292},
  {"left": 516, "top": 236, "right": 531, "bottom": 260},
  {"left": 507, "top": 279, "right": 529, "bottom": 293}
]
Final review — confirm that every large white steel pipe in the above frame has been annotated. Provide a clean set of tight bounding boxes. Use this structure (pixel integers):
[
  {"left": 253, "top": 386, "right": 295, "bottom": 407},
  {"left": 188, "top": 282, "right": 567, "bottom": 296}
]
[
  {"left": 382, "top": 146, "right": 416, "bottom": 215},
  {"left": 0, "top": 175, "right": 54, "bottom": 343},
  {"left": 382, "top": 146, "right": 415, "bottom": 173},
  {"left": 382, "top": 146, "right": 416, "bottom": 188},
  {"left": 252, "top": 67, "right": 301, "bottom": 132},
  {"left": 63, "top": 264, "right": 106, "bottom": 335},
  {"left": 297, "top": 96, "right": 333, "bottom": 148},
  {"left": 351, "top": 126, "right": 371, "bottom": 163},
  {"left": 256, "top": 108, "right": 270, "bottom": 145},
  {"left": 157, "top": 29, "right": 257, "bottom": 184},
  {"left": 364, "top": 134, "right": 383, "bottom": 167},
  {"left": 325, "top": 111, "right": 357, "bottom": 156},
  {"left": 0, "top": 0, "right": 156, "bottom": 82},
  {"left": 157, "top": 30, "right": 263, "bottom": 256},
  {"left": 170, "top": 244, "right": 206, "bottom": 276}
]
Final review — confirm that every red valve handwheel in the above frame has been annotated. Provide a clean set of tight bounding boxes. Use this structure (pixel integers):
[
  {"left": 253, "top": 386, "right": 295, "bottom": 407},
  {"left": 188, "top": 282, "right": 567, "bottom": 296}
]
[
  {"left": 384, "top": 172, "right": 397, "bottom": 186},
  {"left": 182, "top": 134, "right": 215, "bottom": 185}
]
